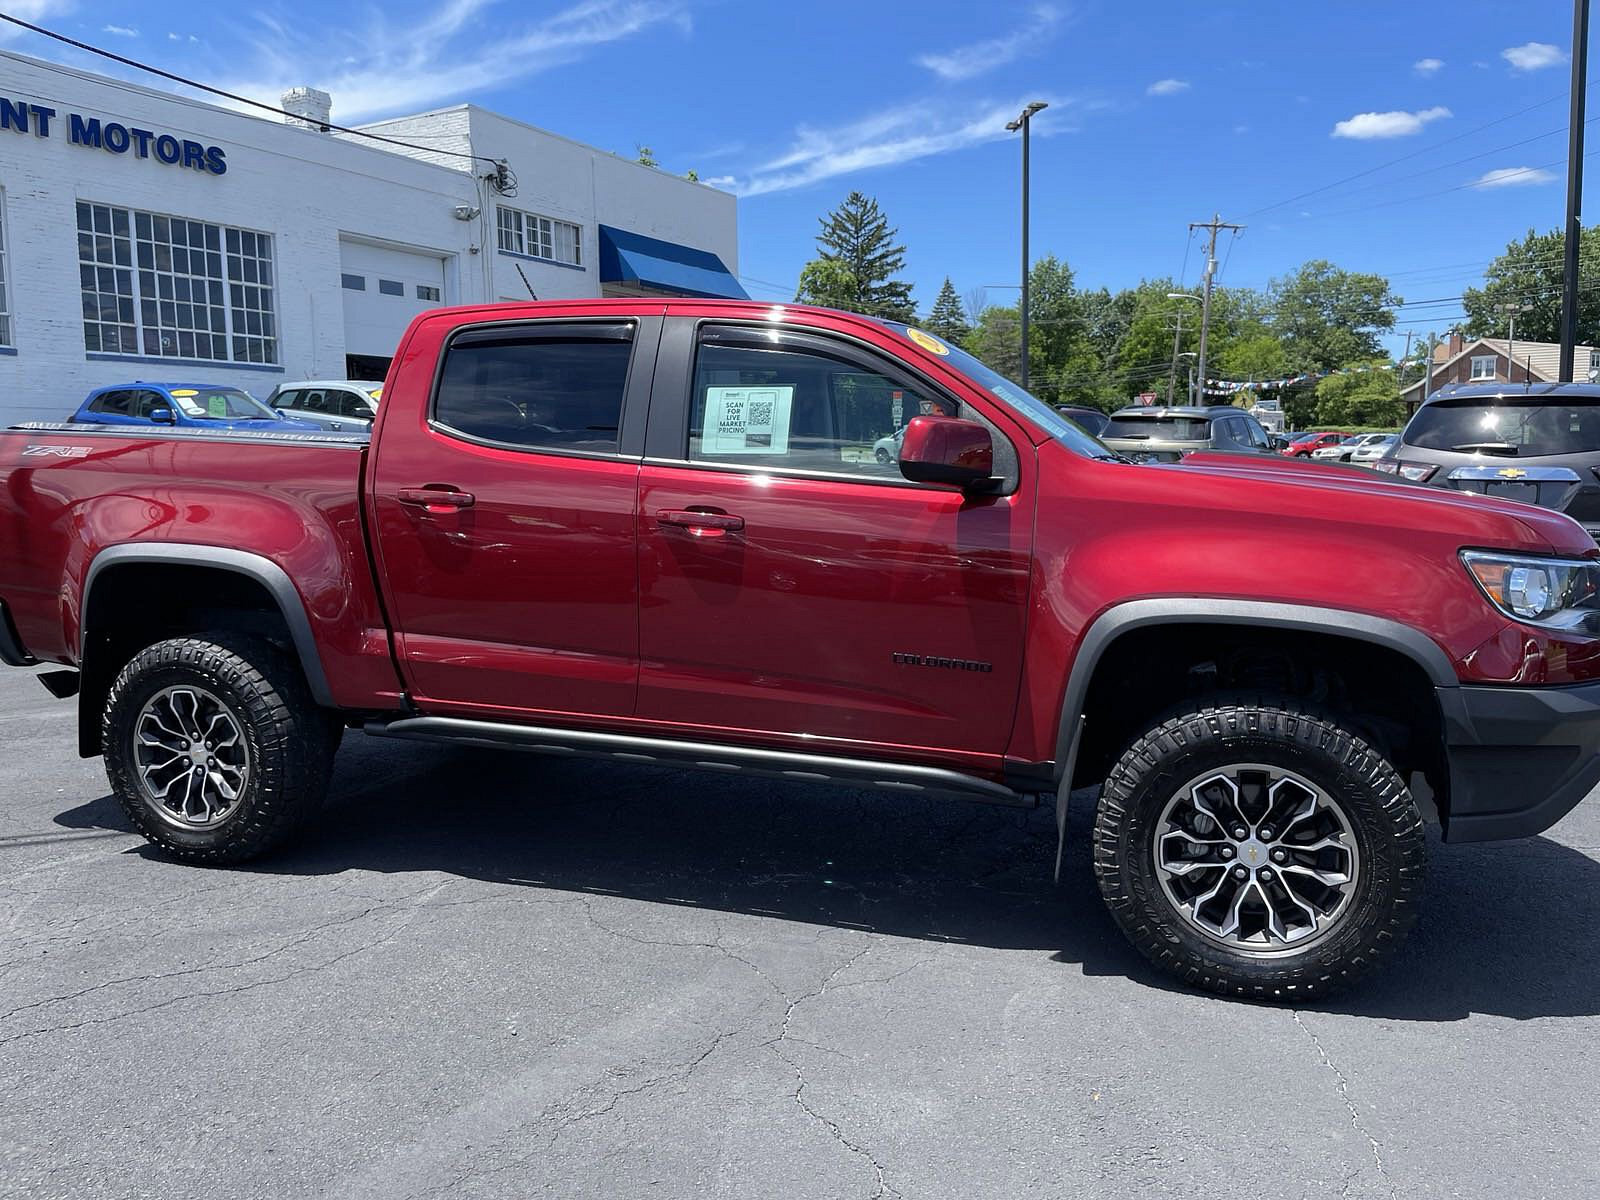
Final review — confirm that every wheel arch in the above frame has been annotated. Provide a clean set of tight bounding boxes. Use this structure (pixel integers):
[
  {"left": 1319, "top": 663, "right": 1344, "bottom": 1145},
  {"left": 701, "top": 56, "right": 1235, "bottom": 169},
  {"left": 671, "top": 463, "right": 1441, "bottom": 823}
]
[
  {"left": 1052, "top": 599, "right": 1457, "bottom": 861},
  {"left": 77, "top": 545, "right": 335, "bottom": 756}
]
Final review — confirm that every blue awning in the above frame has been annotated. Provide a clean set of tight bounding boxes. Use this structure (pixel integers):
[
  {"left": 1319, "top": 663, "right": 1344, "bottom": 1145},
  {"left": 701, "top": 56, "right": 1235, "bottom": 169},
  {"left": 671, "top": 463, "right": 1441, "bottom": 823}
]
[{"left": 597, "top": 225, "right": 748, "bottom": 299}]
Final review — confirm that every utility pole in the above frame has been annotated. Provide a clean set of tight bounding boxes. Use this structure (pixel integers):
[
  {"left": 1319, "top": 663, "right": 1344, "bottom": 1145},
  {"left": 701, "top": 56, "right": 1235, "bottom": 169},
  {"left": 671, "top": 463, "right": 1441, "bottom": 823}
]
[
  {"left": 1006, "top": 101, "right": 1048, "bottom": 390},
  {"left": 1165, "top": 292, "right": 1201, "bottom": 405},
  {"left": 1189, "top": 214, "right": 1244, "bottom": 405},
  {"left": 1561, "top": 0, "right": 1590, "bottom": 380}
]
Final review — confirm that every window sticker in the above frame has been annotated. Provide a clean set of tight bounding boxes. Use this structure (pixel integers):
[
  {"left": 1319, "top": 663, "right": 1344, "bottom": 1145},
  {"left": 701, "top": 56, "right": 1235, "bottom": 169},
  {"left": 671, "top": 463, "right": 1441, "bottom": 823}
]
[
  {"left": 168, "top": 391, "right": 206, "bottom": 416},
  {"left": 702, "top": 386, "right": 793, "bottom": 455},
  {"left": 207, "top": 394, "right": 229, "bottom": 418},
  {"left": 906, "top": 328, "right": 950, "bottom": 356}
]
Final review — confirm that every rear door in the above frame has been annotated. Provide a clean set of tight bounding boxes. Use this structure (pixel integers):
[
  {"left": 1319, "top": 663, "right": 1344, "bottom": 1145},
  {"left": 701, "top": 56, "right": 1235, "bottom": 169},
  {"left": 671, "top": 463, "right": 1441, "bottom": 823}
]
[
  {"left": 633, "top": 317, "right": 1033, "bottom": 764},
  {"left": 368, "top": 312, "right": 661, "bottom": 720}
]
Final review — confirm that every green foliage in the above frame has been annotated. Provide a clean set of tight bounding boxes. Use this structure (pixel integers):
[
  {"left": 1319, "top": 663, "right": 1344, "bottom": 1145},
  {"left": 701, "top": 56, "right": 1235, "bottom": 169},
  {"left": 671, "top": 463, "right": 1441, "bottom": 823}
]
[
  {"left": 802, "top": 191, "right": 916, "bottom": 321},
  {"left": 1268, "top": 260, "right": 1398, "bottom": 371},
  {"left": 925, "top": 278, "right": 971, "bottom": 342},
  {"left": 635, "top": 145, "right": 657, "bottom": 167},
  {"left": 684, "top": 168, "right": 699, "bottom": 182},
  {"left": 1311, "top": 366, "right": 1404, "bottom": 428},
  {"left": 1462, "top": 225, "right": 1600, "bottom": 344},
  {"left": 794, "top": 258, "right": 860, "bottom": 312},
  {"left": 963, "top": 305, "right": 1022, "bottom": 381}
]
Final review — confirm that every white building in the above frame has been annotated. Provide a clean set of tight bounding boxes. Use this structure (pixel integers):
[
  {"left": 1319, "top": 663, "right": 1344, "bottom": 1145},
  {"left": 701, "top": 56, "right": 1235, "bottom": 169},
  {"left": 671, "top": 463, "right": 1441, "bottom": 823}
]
[{"left": 0, "top": 49, "right": 743, "bottom": 425}]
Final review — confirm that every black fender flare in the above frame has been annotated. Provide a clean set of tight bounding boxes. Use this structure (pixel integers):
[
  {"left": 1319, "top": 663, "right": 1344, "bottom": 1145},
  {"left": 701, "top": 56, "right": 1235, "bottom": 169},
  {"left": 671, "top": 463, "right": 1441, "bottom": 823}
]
[
  {"left": 81, "top": 544, "right": 336, "bottom": 707},
  {"left": 1051, "top": 598, "right": 1458, "bottom": 875}
]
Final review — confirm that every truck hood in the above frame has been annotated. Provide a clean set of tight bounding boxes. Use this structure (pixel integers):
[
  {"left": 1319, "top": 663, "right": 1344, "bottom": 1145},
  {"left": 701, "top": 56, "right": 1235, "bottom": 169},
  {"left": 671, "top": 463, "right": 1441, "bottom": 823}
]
[{"left": 1168, "top": 450, "right": 1595, "bottom": 556}]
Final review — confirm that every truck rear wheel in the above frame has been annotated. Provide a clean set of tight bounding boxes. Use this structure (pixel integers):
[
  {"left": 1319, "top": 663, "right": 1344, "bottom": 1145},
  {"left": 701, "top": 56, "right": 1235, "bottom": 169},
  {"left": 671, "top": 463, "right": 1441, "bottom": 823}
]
[
  {"left": 103, "top": 635, "right": 338, "bottom": 864},
  {"left": 1093, "top": 699, "right": 1424, "bottom": 1000}
]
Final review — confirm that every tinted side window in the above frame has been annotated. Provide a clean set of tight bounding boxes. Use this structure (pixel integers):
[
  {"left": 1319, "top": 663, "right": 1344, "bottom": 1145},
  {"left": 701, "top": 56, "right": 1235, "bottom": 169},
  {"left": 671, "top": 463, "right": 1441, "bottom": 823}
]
[
  {"left": 338, "top": 392, "right": 373, "bottom": 419},
  {"left": 688, "top": 341, "right": 950, "bottom": 477},
  {"left": 134, "top": 390, "right": 168, "bottom": 419},
  {"left": 1242, "top": 417, "right": 1268, "bottom": 448},
  {"left": 89, "top": 389, "right": 133, "bottom": 416},
  {"left": 273, "top": 389, "right": 303, "bottom": 411},
  {"left": 434, "top": 324, "right": 633, "bottom": 455}
]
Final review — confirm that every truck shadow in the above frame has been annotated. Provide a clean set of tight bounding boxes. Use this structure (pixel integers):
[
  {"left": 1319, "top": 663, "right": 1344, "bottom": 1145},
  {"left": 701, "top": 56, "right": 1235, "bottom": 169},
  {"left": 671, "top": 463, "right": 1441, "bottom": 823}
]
[{"left": 59, "top": 739, "right": 1600, "bottom": 1022}]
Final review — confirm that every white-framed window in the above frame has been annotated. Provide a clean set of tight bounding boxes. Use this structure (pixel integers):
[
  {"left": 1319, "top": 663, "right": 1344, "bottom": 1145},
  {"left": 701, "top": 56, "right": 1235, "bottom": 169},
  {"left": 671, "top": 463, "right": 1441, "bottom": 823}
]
[
  {"left": 76, "top": 200, "right": 277, "bottom": 364},
  {"left": 1588, "top": 350, "right": 1600, "bottom": 379},
  {"left": 1469, "top": 355, "right": 1497, "bottom": 381},
  {"left": 0, "top": 189, "right": 11, "bottom": 346},
  {"left": 496, "top": 205, "right": 582, "bottom": 267}
]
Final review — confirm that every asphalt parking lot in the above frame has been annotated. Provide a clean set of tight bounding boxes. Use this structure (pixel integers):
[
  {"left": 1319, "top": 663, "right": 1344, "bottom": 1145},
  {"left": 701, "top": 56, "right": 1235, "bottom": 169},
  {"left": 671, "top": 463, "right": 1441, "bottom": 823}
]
[{"left": 3, "top": 666, "right": 1598, "bottom": 1199}]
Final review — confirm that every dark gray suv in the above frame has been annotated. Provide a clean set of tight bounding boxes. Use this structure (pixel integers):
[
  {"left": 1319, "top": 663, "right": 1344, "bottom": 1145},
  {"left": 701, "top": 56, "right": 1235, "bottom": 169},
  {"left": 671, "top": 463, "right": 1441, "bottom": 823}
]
[
  {"left": 1376, "top": 382, "right": 1600, "bottom": 542},
  {"left": 1100, "top": 404, "right": 1275, "bottom": 463}
]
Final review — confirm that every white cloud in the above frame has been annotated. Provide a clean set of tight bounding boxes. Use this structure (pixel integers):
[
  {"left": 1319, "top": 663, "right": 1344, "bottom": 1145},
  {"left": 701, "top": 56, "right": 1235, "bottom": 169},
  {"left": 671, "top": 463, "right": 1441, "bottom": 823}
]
[
  {"left": 1413, "top": 57, "right": 1444, "bottom": 75},
  {"left": 0, "top": 1, "right": 72, "bottom": 42},
  {"left": 734, "top": 96, "right": 1070, "bottom": 197},
  {"left": 916, "top": 5, "right": 1063, "bottom": 82},
  {"left": 1233, "top": 123, "right": 1249, "bottom": 134},
  {"left": 1472, "top": 166, "right": 1558, "bottom": 188},
  {"left": 213, "top": 0, "right": 689, "bottom": 124},
  {"left": 1331, "top": 105, "right": 1451, "bottom": 139},
  {"left": 1146, "top": 78, "right": 1189, "bottom": 97},
  {"left": 1503, "top": 42, "right": 1567, "bottom": 71},
  {"left": 102, "top": 24, "right": 138, "bottom": 37}
]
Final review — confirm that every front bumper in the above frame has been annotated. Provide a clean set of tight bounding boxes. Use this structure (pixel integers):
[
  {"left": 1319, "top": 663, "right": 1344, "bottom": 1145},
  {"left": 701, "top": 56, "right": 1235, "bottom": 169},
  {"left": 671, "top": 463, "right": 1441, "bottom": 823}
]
[{"left": 1440, "top": 680, "right": 1600, "bottom": 841}]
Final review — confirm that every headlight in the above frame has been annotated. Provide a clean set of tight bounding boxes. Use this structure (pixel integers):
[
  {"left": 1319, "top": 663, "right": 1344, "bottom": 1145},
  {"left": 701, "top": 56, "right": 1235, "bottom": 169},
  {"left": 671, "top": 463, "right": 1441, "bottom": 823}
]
[{"left": 1462, "top": 550, "right": 1600, "bottom": 631}]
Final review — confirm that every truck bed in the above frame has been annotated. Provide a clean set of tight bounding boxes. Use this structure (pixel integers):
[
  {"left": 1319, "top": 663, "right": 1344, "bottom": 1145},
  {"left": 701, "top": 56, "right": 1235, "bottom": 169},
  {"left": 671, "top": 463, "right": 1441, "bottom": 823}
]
[{"left": 0, "top": 422, "right": 400, "bottom": 709}]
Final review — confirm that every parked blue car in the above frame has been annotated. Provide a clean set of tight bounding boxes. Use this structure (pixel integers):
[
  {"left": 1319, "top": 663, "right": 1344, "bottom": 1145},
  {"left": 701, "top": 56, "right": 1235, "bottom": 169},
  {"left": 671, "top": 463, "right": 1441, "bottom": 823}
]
[{"left": 69, "top": 383, "right": 320, "bottom": 432}]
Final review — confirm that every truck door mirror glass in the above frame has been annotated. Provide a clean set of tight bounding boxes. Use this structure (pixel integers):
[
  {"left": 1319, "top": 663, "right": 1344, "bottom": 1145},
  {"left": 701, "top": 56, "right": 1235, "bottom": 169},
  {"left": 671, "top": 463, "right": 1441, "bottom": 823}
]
[{"left": 898, "top": 416, "right": 994, "bottom": 491}]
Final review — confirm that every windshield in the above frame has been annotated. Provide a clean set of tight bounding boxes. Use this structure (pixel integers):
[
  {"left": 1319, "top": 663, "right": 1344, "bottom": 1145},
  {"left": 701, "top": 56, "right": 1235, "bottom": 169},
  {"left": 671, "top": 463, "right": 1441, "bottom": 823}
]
[
  {"left": 1403, "top": 398, "right": 1600, "bottom": 456},
  {"left": 1289, "top": 432, "right": 1318, "bottom": 443},
  {"left": 167, "top": 387, "right": 278, "bottom": 421},
  {"left": 1103, "top": 415, "right": 1212, "bottom": 441},
  {"left": 878, "top": 322, "right": 1108, "bottom": 457}
]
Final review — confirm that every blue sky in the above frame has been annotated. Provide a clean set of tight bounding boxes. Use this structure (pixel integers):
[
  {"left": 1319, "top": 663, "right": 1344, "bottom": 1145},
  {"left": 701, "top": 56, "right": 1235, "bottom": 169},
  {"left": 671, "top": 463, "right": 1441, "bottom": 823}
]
[{"left": 2, "top": 1, "right": 1589, "bottom": 351}]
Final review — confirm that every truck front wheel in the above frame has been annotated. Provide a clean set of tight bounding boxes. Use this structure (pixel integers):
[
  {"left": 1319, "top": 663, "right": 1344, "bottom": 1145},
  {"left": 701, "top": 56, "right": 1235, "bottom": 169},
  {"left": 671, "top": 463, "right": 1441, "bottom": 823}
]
[
  {"left": 102, "top": 636, "right": 338, "bottom": 864},
  {"left": 1093, "top": 699, "right": 1424, "bottom": 1000}
]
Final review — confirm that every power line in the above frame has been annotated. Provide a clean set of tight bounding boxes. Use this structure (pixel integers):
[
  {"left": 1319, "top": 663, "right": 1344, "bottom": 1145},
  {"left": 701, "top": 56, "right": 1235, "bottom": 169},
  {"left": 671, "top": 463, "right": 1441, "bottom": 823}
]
[
  {"left": 0, "top": 10, "right": 505, "bottom": 172},
  {"left": 1243, "top": 93, "right": 1566, "bottom": 219}
]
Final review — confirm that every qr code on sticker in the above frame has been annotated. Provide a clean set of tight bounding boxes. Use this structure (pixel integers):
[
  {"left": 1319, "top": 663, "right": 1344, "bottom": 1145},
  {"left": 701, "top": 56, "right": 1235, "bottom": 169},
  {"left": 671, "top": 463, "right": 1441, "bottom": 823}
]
[{"left": 748, "top": 400, "right": 774, "bottom": 425}]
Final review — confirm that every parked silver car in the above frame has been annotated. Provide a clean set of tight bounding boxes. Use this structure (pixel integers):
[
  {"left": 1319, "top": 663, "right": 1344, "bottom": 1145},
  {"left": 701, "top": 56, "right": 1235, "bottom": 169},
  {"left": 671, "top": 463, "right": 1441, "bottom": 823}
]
[{"left": 266, "top": 380, "right": 384, "bottom": 433}]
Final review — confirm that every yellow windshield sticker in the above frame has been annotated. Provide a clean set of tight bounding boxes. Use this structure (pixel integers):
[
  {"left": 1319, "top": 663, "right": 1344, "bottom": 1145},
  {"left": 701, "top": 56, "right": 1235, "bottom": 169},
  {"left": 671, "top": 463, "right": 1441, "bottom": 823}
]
[
  {"left": 906, "top": 328, "right": 950, "bottom": 356},
  {"left": 169, "top": 389, "right": 198, "bottom": 397}
]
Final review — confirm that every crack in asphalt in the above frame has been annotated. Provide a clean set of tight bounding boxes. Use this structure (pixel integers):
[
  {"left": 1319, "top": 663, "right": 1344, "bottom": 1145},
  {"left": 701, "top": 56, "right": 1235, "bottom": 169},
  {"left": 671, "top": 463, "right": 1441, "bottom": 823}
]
[
  {"left": 0, "top": 880, "right": 451, "bottom": 1047},
  {"left": 1293, "top": 1010, "right": 1395, "bottom": 1200},
  {"left": 769, "top": 942, "right": 899, "bottom": 1200}
]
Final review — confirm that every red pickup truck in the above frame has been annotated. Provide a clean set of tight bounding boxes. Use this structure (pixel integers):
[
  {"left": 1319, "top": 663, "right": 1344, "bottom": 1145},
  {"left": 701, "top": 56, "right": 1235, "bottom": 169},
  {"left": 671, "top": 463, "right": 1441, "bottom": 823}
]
[{"left": 5, "top": 299, "right": 1600, "bottom": 999}]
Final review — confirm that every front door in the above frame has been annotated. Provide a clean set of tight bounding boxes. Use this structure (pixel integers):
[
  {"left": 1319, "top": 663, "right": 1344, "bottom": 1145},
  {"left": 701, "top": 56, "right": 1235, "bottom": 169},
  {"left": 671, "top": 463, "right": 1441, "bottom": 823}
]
[
  {"left": 368, "top": 316, "right": 657, "bottom": 721},
  {"left": 635, "top": 320, "right": 1033, "bottom": 766}
]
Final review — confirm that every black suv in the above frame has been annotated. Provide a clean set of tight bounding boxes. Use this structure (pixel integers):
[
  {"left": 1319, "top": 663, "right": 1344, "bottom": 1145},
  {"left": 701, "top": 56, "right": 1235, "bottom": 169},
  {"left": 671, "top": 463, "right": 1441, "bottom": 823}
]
[
  {"left": 1376, "top": 382, "right": 1600, "bottom": 541},
  {"left": 1099, "top": 404, "right": 1275, "bottom": 463}
]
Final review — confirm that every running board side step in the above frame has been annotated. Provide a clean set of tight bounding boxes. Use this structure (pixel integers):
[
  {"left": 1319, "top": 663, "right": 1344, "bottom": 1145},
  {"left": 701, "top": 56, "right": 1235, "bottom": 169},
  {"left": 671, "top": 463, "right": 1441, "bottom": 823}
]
[{"left": 364, "top": 715, "right": 1036, "bottom": 808}]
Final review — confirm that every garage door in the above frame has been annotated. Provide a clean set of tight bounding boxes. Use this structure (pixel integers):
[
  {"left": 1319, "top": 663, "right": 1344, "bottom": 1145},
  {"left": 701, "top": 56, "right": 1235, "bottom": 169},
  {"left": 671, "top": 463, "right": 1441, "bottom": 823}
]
[{"left": 338, "top": 239, "right": 446, "bottom": 361}]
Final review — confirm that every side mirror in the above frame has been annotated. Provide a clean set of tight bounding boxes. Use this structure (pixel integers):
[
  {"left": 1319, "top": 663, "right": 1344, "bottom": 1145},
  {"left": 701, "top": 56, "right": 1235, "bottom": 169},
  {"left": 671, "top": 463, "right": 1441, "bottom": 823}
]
[
  {"left": 898, "top": 416, "right": 995, "bottom": 491},
  {"left": 149, "top": 407, "right": 175, "bottom": 425}
]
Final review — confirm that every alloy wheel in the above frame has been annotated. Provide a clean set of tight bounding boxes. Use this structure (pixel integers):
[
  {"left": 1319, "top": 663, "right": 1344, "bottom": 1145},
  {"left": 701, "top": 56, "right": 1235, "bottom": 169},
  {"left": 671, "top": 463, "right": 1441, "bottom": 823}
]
[{"left": 132, "top": 686, "right": 252, "bottom": 829}]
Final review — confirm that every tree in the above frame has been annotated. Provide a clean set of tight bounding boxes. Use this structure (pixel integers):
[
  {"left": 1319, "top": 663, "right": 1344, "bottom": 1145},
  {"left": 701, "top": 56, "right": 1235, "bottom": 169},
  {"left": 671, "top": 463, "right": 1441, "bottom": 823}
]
[
  {"left": 964, "top": 305, "right": 1022, "bottom": 381},
  {"left": 799, "top": 192, "right": 916, "bottom": 321},
  {"left": 1268, "top": 261, "right": 1399, "bottom": 371},
  {"left": 1311, "top": 366, "right": 1404, "bottom": 428},
  {"left": 1462, "top": 225, "right": 1600, "bottom": 344},
  {"left": 925, "top": 278, "right": 971, "bottom": 341},
  {"left": 793, "top": 258, "right": 859, "bottom": 311}
]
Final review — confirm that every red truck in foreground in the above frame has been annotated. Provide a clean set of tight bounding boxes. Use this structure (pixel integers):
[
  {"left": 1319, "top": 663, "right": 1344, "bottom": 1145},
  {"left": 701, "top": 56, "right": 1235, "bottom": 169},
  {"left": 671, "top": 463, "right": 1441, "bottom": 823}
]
[{"left": 5, "top": 299, "right": 1600, "bottom": 999}]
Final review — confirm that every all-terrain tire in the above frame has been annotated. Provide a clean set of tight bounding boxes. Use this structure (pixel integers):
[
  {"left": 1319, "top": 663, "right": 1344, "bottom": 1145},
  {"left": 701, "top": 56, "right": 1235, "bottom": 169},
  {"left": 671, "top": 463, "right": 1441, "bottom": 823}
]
[
  {"left": 1093, "top": 697, "right": 1424, "bottom": 1000},
  {"left": 103, "top": 635, "right": 339, "bottom": 864}
]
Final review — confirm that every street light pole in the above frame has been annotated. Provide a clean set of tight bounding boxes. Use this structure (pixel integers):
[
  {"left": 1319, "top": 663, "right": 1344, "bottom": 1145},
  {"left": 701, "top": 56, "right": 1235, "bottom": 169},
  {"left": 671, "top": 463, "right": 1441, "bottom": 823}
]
[
  {"left": 1165, "top": 292, "right": 1201, "bottom": 405},
  {"left": 1006, "top": 102, "right": 1048, "bottom": 391},
  {"left": 1561, "top": 0, "right": 1590, "bottom": 380},
  {"left": 1497, "top": 301, "right": 1534, "bottom": 381}
]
